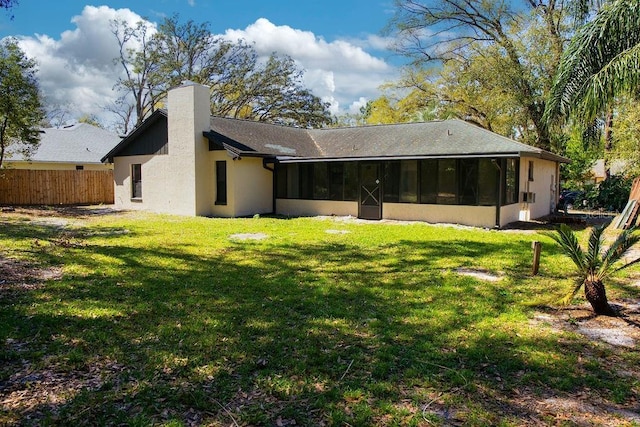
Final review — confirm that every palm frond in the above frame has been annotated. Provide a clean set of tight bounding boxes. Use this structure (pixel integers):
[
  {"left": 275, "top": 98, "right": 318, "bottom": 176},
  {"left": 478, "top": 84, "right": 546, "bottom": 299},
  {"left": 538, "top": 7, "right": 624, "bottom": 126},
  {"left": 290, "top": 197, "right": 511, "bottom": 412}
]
[
  {"left": 544, "top": 0, "right": 640, "bottom": 123},
  {"left": 584, "top": 224, "right": 605, "bottom": 274},
  {"left": 560, "top": 276, "right": 586, "bottom": 306},
  {"left": 541, "top": 225, "right": 586, "bottom": 271},
  {"left": 603, "top": 227, "right": 640, "bottom": 277}
]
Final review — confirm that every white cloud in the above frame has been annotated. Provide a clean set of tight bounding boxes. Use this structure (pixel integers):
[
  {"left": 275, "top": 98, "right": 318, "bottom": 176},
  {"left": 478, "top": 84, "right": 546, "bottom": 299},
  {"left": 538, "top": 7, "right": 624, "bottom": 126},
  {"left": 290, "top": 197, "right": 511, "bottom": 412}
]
[
  {"left": 223, "top": 18, "right": 399, "bottom": 113},
  {"left": 349, "top": 97, "right": 370, "bottom": 115},
  {"left": 15, "top": 8, "right": 398, "bottom": 128},
  {"left": 15, "top": 5, "right": 149, "bottom": 127}
]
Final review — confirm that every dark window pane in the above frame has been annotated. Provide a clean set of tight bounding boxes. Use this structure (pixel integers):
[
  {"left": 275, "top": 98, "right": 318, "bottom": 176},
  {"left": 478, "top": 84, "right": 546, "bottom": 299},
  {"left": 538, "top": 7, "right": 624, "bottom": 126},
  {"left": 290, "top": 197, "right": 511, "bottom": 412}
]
[
  {"left": 329, "top": 162, "right": 344, "bottom": 200},
  {"left": 383, "top": 161, "right": 400, "bottom": 202},
  {"left": 216, "top": 160, "right": 227, "bottom": 204},
  {"left": 459, "top": 159, "right": 478, "bottom": 205},
  {"left": 420, "top": 159, "right": 437, "bottom": 204},
  {"left": 400, "top": 160, "right": 418, "bottom": 203},
  {"left": 437, "top": 159, "right": 457, "bottom": 204},
  {"left": 299, "top": 163, "right": 313, "bottom": 199},
  {"left": 313, "top": 163, "right": 329, "bottom": 199},
  {"left": 504, "top": 158, "right": 518, "bottom": 205},
  {"left": 478, "top": 159, "right": 498, "bottom": 205},
  {"left": 287, "top": 164, "right": 300, "bottom": 198},
  {"left": 131, "top": 163, "right": 142, "bottom": 199},
  {"left": 343, "top": 162, "right": 358, "bottom": 201},
  {"left": 276, "top": 164, "right": 287, "bottom": 198}
]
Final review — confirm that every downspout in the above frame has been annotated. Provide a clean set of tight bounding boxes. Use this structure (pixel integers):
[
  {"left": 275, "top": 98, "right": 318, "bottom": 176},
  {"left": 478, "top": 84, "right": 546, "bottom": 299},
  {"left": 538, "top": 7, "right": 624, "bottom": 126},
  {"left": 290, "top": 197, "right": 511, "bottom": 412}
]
[
  {"left": 491, "top": 159, "right": 503, "bottom": 228},
  {"left": 262, "top": 158, "right": 276, "bottom": 215}
]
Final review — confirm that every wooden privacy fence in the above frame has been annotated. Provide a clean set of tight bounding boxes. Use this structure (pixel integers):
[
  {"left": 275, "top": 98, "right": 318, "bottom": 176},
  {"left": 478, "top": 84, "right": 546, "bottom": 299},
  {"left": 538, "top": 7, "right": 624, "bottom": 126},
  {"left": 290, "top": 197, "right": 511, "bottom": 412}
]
[{"left": 0, "top": 169, "right": 114, "bottom": 205}]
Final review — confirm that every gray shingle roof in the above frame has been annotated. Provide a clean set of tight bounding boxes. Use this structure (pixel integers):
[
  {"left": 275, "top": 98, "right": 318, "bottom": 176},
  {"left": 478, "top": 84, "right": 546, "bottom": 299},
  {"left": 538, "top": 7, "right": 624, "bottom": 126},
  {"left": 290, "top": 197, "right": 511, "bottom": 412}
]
[
  {"left": 208, "top": 117, "right": 321, "bottom": 157},
  {"left": 7, "top": 123, "right": 122, "bottom": 164},
  {"left": 206, "top": 117, "right": 568, "bottom": 163}
]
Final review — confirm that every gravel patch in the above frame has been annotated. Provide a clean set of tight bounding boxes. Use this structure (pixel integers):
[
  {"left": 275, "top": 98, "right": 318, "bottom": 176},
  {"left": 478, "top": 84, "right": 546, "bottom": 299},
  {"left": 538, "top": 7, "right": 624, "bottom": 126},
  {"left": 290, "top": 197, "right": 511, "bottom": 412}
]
[{"left": 229, "top": 233, "right": 268, "bottom": 241}]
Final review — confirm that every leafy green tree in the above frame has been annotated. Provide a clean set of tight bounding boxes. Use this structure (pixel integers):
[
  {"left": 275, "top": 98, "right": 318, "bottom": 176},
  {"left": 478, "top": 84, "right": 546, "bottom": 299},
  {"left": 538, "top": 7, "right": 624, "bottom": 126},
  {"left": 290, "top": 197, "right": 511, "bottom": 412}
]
[
  {"left": 545, "top": 0, "right": 640, "bottom": 177},
  {"left": 77, "top": 114, "right": 104, "bottom": 129},
  {"left": 608, "top": 97, "right": 640, "bottom": 177},
  {"left": 386, "top": 0, "right": 575, "bottom": 150},
  {"left": 543, "top": 224, "right": 640, "bottom": 315},
  {"left": 0, "top": 38, "right": 44, "bottom": 168},
  {"left": 112, "top": 15, "right": 332, "bottom": 130}
]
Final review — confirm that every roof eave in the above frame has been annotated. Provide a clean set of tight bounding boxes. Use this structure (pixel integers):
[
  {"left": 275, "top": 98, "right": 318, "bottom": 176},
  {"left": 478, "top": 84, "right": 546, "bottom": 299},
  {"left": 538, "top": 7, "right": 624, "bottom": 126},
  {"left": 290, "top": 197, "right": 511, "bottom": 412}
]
[
  {"left": 275, "top": 152, "right": 529, "bottom": 163},
  {"left": 519, "top": 151, "right": 570, "bottom": 164}
]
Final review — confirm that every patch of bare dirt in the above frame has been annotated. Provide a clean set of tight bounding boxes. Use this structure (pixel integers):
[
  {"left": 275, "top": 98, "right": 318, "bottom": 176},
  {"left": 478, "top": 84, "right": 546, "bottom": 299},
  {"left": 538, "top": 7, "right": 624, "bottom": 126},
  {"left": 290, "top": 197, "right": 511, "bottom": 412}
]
[
  {"left": 229, "top": 233, "right": 268, "bottom": 241},
  {"left": 455, "top": 267, "right": 503, "bottom": 282},
  {"left": 533, "top": 300, "right": 640, "bottom": 348},
  {"left": 0, "top": 257, "right": 63, "bottom": 296},
  {"left": 524, "top": 301, "right": 640, "bottom": 425},
  {"left": 1, "top": 205, "right": 120, "bottom": 219},
  {"left": 0, "top": 356, "right": 125, "bottom": 425}
]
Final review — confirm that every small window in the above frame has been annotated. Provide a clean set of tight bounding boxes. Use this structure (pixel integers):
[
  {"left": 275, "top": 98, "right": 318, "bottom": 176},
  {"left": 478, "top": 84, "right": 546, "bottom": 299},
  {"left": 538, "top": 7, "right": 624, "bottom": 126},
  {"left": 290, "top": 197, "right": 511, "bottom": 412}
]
[
  {"left": 131, "top": 163, "right": 142, "bottom": 199},
  {"left": 75, "top": 165, "right": 84, "bottom": 170},
  {"left": 528, "top": 160, "right": 534, "bottom": 181},
  {"left": 215, "top": 160, "right": 227, "bottom": 205}
]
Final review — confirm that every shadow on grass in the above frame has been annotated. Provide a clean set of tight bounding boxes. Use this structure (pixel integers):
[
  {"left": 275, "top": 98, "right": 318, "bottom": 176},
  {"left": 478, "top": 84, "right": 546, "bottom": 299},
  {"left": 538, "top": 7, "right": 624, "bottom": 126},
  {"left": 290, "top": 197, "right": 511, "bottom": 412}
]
[{"left": 0, "top": 219, "right": 637, "bottom": 425}]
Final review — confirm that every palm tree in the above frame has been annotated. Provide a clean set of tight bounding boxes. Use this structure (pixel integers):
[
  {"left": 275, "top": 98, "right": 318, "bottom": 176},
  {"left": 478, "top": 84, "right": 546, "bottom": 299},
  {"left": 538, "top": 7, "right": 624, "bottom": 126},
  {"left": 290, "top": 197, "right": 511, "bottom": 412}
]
[
  {"left": 545, "top": 0, "right": 640, "bottom": 122},
  {"left": 543, "top": 224, "right": 640, "bottom": 316}
]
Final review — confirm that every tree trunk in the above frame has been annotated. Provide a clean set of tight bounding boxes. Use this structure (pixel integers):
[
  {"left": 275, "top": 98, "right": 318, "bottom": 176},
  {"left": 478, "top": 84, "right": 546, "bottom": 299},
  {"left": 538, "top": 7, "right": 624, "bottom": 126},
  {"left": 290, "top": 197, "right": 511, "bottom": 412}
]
[
  {"left": 584, "top": 279, "right": 616, "bottom": 316},
  {"left": 603, "top": 111, "right": 614, "bottom": 179}
]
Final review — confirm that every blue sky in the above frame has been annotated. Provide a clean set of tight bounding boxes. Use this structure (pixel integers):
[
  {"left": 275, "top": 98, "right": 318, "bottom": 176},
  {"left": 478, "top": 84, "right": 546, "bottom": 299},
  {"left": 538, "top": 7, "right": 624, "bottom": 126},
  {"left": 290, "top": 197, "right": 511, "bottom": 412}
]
[{"left": 1, "top": 1, "right": 403, "bottom": 128}]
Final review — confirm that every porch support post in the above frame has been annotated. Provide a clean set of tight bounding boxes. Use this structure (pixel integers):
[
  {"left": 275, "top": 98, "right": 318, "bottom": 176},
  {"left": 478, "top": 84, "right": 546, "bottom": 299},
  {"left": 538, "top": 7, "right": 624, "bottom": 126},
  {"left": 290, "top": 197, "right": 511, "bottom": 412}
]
[{"left": 492, "top": 159, "right": 503, "bottom": 228}]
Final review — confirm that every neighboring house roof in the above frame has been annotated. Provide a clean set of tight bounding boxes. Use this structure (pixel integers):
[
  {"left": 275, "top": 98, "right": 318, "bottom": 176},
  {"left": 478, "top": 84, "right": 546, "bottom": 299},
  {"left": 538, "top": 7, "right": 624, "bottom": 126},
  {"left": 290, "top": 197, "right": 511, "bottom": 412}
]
[
  {"left": 592, "top": 159, "right": 627, "bottom": 179},
  {"left": 6, "top": 123, "right": 122, "bottom": 165},
  {"left": 104, "top": 114, "right": 569, "bottom": 164}
]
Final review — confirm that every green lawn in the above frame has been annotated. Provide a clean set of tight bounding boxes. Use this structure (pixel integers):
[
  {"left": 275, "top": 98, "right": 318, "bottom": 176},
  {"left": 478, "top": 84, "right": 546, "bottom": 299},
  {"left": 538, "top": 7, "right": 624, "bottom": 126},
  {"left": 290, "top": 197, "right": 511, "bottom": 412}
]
[{"left": 1, "top": 208, "right": 639, "bottom": 426}]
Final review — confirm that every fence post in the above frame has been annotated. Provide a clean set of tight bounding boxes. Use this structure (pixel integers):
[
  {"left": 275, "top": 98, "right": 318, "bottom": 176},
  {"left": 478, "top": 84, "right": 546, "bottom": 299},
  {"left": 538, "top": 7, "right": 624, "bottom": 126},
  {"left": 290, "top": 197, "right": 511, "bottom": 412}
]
[{"left": 531, "top": 241, "right": 541, "bottom": 276}]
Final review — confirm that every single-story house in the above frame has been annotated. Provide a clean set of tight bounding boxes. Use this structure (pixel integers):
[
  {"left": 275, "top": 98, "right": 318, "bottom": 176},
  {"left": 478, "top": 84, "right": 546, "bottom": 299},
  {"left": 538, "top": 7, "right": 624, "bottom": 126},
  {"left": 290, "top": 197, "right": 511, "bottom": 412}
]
[
  {"left": 102, "top": 82, "right": 568, "bottom": 228},
  {"left": 4, "top": 123, "right": 121, "bottom": 170}
]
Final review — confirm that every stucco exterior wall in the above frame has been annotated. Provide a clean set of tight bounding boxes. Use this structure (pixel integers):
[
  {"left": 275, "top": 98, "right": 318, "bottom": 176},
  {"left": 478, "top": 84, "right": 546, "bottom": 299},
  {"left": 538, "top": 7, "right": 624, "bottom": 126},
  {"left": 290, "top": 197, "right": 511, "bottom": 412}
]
[
  {"left": 5, "top": 161, "right": 111, "bottom": 171},
  {"left": 167, "top": 83, "right": 212, "bottom": 216},
  {"left": 384, "top": 203, "right": 497, "bottom": 228},
  {"left": 500, "top": 203, "right": 521, "bottom": 227},
  {"left": 276, "top": 199, "right": 358, "bottom": 217},
  {"left": 207, "top": 153, "right": 273, "bottom": 217},
  {"left": 518, "top": 158, "right": 559, "bottom": 221},
  {"left": 230, "top": 157, "right": 273, "bottom": 217},
  {"left": 113, "top": 154, "right": 186, "bottom": 213}
]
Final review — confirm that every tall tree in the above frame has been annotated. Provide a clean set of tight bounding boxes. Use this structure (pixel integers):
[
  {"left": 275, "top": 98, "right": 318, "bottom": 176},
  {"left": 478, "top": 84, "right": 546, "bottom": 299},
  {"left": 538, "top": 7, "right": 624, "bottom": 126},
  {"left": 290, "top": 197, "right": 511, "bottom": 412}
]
[
  {"left": 112, "top": 15, "right": 332, "bottom": 130},
  {"left": 545, "top": 0, "right": 640, "bottom": 178},
  {"left": 111, "top": 18, "right": 162, "bottom": 129},
  {"left": 387, "top": 0, "right": 578, "bottom": 150},
  {"left": 0, "top": 38, "right": 44, "bottom": 168}
]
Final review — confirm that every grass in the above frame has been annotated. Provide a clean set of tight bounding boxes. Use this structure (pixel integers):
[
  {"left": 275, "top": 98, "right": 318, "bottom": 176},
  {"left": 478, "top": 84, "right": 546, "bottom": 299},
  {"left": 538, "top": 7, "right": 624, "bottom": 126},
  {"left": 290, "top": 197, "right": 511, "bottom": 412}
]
[{"left": 0, "top": 208, "right": 639, "bottom": 426}]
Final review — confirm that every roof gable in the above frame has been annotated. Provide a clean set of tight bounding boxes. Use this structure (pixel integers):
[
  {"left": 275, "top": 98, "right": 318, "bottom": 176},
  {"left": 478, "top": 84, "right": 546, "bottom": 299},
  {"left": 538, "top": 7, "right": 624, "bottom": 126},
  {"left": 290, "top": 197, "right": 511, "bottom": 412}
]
[{"left": 101, "top": 110, "right": 168, "bottom": 162}]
